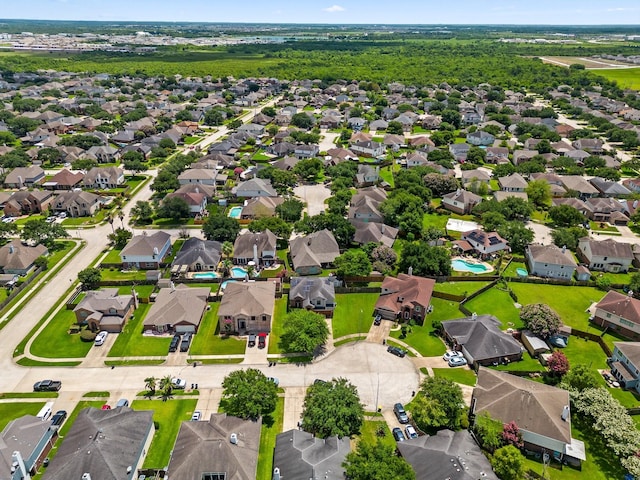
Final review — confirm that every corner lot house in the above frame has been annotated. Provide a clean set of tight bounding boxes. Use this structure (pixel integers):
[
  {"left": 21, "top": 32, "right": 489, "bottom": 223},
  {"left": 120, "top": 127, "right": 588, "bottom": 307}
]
[
  {"left": 0, "top": 415, "right": 58, "bottom": 479},
  {"left": 143, "top": 285, "right": 210, "bottom": 333},
  {"left": 374, "top": 273, "right": 435, "bottom": 325},
  {"left": 51, "top": 190, "right": 106, "bottom": 217},
  {"left": 525, "top": 244, "right": 578, "bottom": 280},
  {"left": 577, "top": 237, "right": 634, "bottom": 273},
  {"left": 42, "top": 407, "right": 154, "bottom": 480},
  {"left": 610, "top": 342, "right": 640, "bottom": 392},
  {"left": 167, "top": 414, "right": 260, "bottom": 480},
  {"left": 471, "top": 368, "right": 586, "bottom": 465},
  {"left": 82, "top": 166, "right": 124, "bottom": 189},
  {"left": 3, "top": 190, "right": 53, "bottom": 217},
  {"left": 120, "top": 231, "right": 171, "bottom": 269},
  {"left": 73, "top": 288, "right": 136, "bottom": 333},
  {"left": 593, "top": 290, "right": 640, "bottom": 340},
  {"left": 289, "top": 277, "right": 336, "bottom": 316},
  {"left": 0, "top": 240, "right": 48, "bottom": 275},
  {"left": 218, "top": 281, "right": 275, "bottom": 334}
]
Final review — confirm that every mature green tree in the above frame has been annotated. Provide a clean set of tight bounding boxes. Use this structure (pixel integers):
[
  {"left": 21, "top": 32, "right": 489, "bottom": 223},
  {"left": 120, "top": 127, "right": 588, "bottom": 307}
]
[
  {"left": 71, "top": 158, "right": 98, "bottom": 170},
  {"left": 130, "top": 200, "right": 154, "bottom": 224},
  {"left": 379, "top": 192, "right": 425, "bottom": 228},
  {"left": 157, "top": 196, "right": 191, "bottom": 221},
  {"left": 290, "top": 112, "right": 314, "bottom": 130},
  {"left": 0, "top": 221, "right": 18, "bottom": 240},
  {"left": 204, "top": 108, "right": 226, "bottom": 126},
  {"left": 293, "top": 158, "right": 323, "bottom": 181},
  {"left": 441, "top": 109, "right": 461, "bottom": 128},
  {"left": 413, "top": 376, "right": 464, "bottom": 431},
  {"left": 202, "top": 214, "right": 241, "bottom": 243},
  {"left": 108, "top": 228, "right": 133, "bottom": 249},
  {"left": 144, "top": 376, "right": 157, "bottom": 395},
  {"left": 248, "top": 217, "right": 292, "bottom": 239},
  {"left": 343, "top": 440, "right": 415, "bottom": 480},
  {"left": 295, "top": 213, "right": 355, "bottom": 248},
  {"left": 493, "top": 163, "right": 516, "bottom": 178},
  {"left": 78, "top": 267, "right": 102, "bottom": 290},
  {"left": 466, "top": 146, "right": 486, "bottom": 164},
  {"left": 386, "top": 121, "right": 404, "bottom": 135},
  {"left": 58, "top": 134, "right": 103, "bottom": 150},
  {"left": 34, "top": 256, "right": 49, "bottom": 270},
  {"left": 491, "top": 446, "right": 526, "bottom": 480},
  {"left": 220, "top": 368, "right": 278, "bottom": 420},
  {"left": 327, "top": 189, "right": 353, "bottom": 217},
  {"left": 629, "top": 273, "right": 640, "bottom": 299},
  {"left": 122, "top": 156, "right": 148, "bottom": 174},
  {"left": 151, "top": 169, "right": 180, "bottom": 193},
  {"left": 20, "top": 219, "right": 69, "bottom": 248},
  {"left": 275, "top": 198, "right": 304, "bottom": 223},
  {"left": 550, "top": 226, "right": 587, "bottom": 251},
  {"left": 8, "top": 116, "right": 40, "bottom": 137},
  {"left": 422, "top": 173, "right": 459, "bottom": 197},
  {"left": 525, "top": 179, "right": 551, "bottom": 208},
  {"left": 0, "top": 131, "right": 17, "bottom": 145},
  {"left": 335, "top": 250, "right": 372, "bottom": 278},
  {"left": 473, "top": 412, "right": 504, "bottom": 452},
  {"left": 498, "top": 197, "right": 533, "bottom": 221},
  {"left": 519, "top": 303, "right": 561, "bottom": 338},
  {"left": 280, "top": 310, "right": 330, "bottom": 354},
  {"left": 301, "top": 378, "right": 364, "bottom": 438},
  {"left": 481, "top": 211, "right": 507, "bottom": 232},
  {"left": 399, "top": 242, "right": 451, "bottom": 277},
  {"left": 548, "top": 205, "right": 585, "bottom": 227},
  {"left": 560, "top": 364, "right": 600, "bottom": 392},
  {"left": 497, "top": 221, "right": 534, "bottom": 255},
  {"left": 37, "top": 147, "right": 63, "bottom": 164}
]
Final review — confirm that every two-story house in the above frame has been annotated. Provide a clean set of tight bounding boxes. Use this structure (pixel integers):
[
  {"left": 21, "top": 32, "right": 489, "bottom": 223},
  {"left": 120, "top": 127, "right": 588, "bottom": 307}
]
[
  {"left": 120, "top": 231, "right": 172, "bottom": 269},
  {"left": 51, "top": 191, "right": 106, "bottom": 217},
  {"left": 4, "top": 166, "right": 45, "bottom": 188},
  {"left": 525, "top": 244, "right": 578, "bottom": 280},
  {"left": 289, "top": 277, "right": 336, "bottom": 317},
  {"left": 82, "top": 167, "right": 124, "bottom": 190},
  {"left": 462, "top": 229, "right": 509, "bottom": 259},
  {"left": 577, "top": 237, "right": 634, "bottom": 273},
  {"left": 289, "top": 229, "right": 340, "bottom": 276},
  {"left": 218, "top": 281, "right": 276, "bottom": 335},
  {"left": 442, "top": 189, "right": 482, "bottom": 215},
  {"left": 349, "top": 187, "right": 386, "bottom": 223},
  {"left": 350, "top": 140, "right": 385, "bottom": 158},
  {"left": 73, "top": 288, "right": 136, "bottom": 333},
  {"left": 593, "top": 290, "right": 640, "bottom": 340},
  {"left": 610, "top": 342, "right": 640, "bottom": 392},
  {"left": 374, "top": 273, "right": 435, "bottom": 325},
  {"left": 233, "top": 230, "right": 277, "bottom": 267},
  {"left": 498, "top": 173, "right": 528, "bottom": 192}
]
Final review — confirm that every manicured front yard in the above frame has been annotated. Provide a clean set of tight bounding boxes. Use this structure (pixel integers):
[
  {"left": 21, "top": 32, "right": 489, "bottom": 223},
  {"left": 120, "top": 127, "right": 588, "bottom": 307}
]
[
  {"left": 268, "top": 297, "right": 289, "bottom": 354},
  {"left": 357, "top": 419, "right": 396, "bottom": 449},
  {"left": 0, "top": 402, "right": 45, "bottom": 431},
  {"left": 30, "top": 308, "right": 94, "bottom": 359},
  {"left": 190, "top": 303, "right": 246, "bottom": 355},
  {"left": 132, "top": 399, "right": 198, "bottom": 469},
  {"left": 108, "top": 304, "right": 171, "bottom": 357},
  {"left": 332, "top": 293, "right": 379, "bottom": 339},
  {"left": 256, "top": 397, "right": 285, "bottom": 480},
  {"left": 432, "top": 367, "right": 478, "bottom": 386},
  {"left": 389, "top": 318, "right": 446, "bottom": 357},
  {"left": 102, "top": 247, "right": 123, "bottom": 264}
]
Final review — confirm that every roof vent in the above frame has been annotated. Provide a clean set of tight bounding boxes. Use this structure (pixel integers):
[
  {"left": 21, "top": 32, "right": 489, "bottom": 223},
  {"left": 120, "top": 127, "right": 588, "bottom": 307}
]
[
  {"left": 230, "top": 433, "right": 238, "bottom": 445},
  {"left": 82, "top": 474, "right": 92, "bottom": 480},
  {"left": 561, "top": 405, "right": 570, "bottom": 421}
]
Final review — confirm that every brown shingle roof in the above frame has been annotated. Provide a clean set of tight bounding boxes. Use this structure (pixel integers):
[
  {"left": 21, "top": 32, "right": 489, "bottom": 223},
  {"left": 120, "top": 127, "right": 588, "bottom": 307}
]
[{"left": 596, "top": 290, "right": 640, "bottom": 325}]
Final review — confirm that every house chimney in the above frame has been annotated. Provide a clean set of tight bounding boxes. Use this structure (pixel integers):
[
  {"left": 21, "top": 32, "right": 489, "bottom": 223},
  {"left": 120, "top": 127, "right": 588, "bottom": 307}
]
[
  {"left": 8, "top": 244, "right": 14, "bottom": 254},
  {"left": 407, "top": 266, "right": 413, "bottom": 276},
  {"left": 562, "top": 245, "right": 566, "bottom": 254},
  {"left": 153, "top": 247, "right": 159, "bottom": 258},
  {"left": 253, "top": 242, "right": 259, "bottom": 266},
  {"left": 561, "top": 405, "right": 570, "bottom": 421}
]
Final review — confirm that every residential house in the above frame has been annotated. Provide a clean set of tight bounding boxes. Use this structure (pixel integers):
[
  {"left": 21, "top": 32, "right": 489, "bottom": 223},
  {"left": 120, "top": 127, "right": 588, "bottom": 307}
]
[
  {"left": 163, "top": 191, "right": 207, "bottom": 216},
  {"left": 173, "top": 183, "right": 217, "bottom": 201},
  {"left": 42, "top": 407, "right": 154, "bottom": 480},
  {"left": 485, "top": 146, "right": 510, "bottom": 164},
  {"left": 350, "top": 140, "right": 385, "bottom": 158},
  {"left": 397, "top": 430, "right": 498, "bottom": 480},
  {"left": 87, "top": 145, "right": 119, "bottom": 163},
  {"left": 383, "top": 134, "right": 405, "bottom": 151},
  {"left": 460, "top": 169, "right": 490, "bottom": 186},
  {"left": 41, "top": 169, "right": 84, "bottom": 190},
  {"left": 325, "top": 147, "right": 357, "bottom": 164},
  {"left": 551, "top": 197, "right": 592, "bottom": 217},
  {"left": 0, "top": 415, "right": 58, "bottom": 480},
  {"left": 172, "top": 237, "right": 222, "bottom": 273},
  {"left": 143, "top": 284, "right": 210, "bottom": 334},
  {"left": 3, "top": 190, "right": 53, "bottom": 217},
  {"left": 442, "top": 315, "right": 523, "bottom": 366},
  {"left": 609, "top": 342, "right": 640, "bottom": 392},
  {"left": 0, "top": 240, "right": 48, "bottom": 275},
  {"left": 349, "top": 187, "right": 387, "bottom": 223},
  {"left": 512, "top": 149, "right": 539, "bottom": 165},
  {"left": 73, "top": 288, "right": 136, "bottom": 333},
  {"left": 239, "top": 196, "right": 283, "bottom": 220},
  {"left": 273, "top": 430, "right": 351, "bottom": 480},
  {"left": 442, "top": 189, "right": 482, "bottom": 215},
  {"left": 572, "top": 138, "right": 603, "bottom": 154},
  {"left": 167, "top": 414, "right": 261, "bottom": 480},
  {"left": 498, "top": 172, "right": 528, "bottom": 192},
  {"left": 374, "top": 273, "right": 435, "bottom": 325},
  {"left": 82, "top": 166, "right": 124, "bottom": 189},
  {"left": 232, "top": 177, "right": 278, "bottom": 198},
  {"left": 577, "top": 237, "right": 634, "bottom": 272},
  {"left": 585, "top": 197, "right": 629, "bottom": 225},
  {"left": 4, "top": 166, "right": 45, "bottom": 188},
  {"left": 525, "top": 244, "right": 578, "bottom": 280},
  {"left": 466, "top": 130, "right": 495, "bottom": 146},
  {"left": 356, "top": 164, "right": 379, "bottom": 187},
  {"left": 294, "top": 144, "right": 319, "bottom": 159},
  {"left": 289, "top": 229, "right": 340, "bottom": 275},
  {"left": 405, "top": 152, "right": 429, "bottom": 168},
  {"left": 177, "top": 168, "right": 219, "bottom": 186},
  {"left": 289, "top": 277, "right": 336, "bottom": 316},
  {"left": 593, "top": 290, "right": 640, "bottom": 340},
  {"left": 590, "top": 177, "right": 631, "bottom": 197},
  {"left": 51, "top": 191, "right": 106, "bottom": 217},
  {"left": 462, "top": 110, "right": 483, "bottom": 125},
  {"left": 623, "top": 178, "right": 640, "bottom": 194},
  {"left": 351, "top": 220, "right": 399, "bottom": 247},
  {"left": 233, "top": 230, "right": 277, "bottom": 267},
  {"left": 218, "top": 281, "right": 276, "bottom": 334},
  {"left": 471, "top": 368, "right": 586, "bottom": 465},
  {"left": 530, "top": 172, "right": 567, "bottom": 197},
  {"left": 120, "top": 231, "right": 172, "bottom": 269},
  {"left": 462, "top": 230, "right": 509, "bottom": 258},
  {"left": 449, "top": 143, "right": 470, "bottom": 162},
  {"left": 559, "top": 175, "right": 599, "bottom": 199}
]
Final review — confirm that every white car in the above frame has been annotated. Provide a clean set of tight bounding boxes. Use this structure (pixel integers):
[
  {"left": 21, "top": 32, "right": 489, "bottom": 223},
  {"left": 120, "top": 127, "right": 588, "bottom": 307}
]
[
  {"left": 171, "top": 378, "right": 187, "bottom": 389},
  {"left": 191, "top": 410, "right": 202, "bottom": 421},
  {"left": 405, "top": 425, "right": 418, "bottom": 439},
  {"left": 94, "top": 331, "right": 108, "bottom": 346},
  {"left": 443, "top": 350, "right": 463, "bottom": 361}
]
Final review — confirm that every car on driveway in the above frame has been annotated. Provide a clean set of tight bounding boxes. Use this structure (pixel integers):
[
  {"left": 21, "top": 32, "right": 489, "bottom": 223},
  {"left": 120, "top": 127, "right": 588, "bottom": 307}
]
[
  {"left": 169, "top": 334, "right": 181, "bottom": 353},
  {"left": 405, "top": 425, "right": 418, "bottom": 439},
  {"left": 394, "top": 403, "right": 409, "bottom": 424},
  {"left": 267, "top": 377, "right": 279, "bottom": 387},
  {"left": 171, "top": 378, "right": 187, "bottom": 389},
  {"left": 51, "top": 410, "right": 67, "bottom": 426},
  {"left": 258, "top": 333, "right": 267, "bottom": 349},
  {"left": 248, "top": 333, "right": 256, "bottom": 347},
  {"left": 387, "top": 345, "right": 406, "bottom": 358},
  {"left": 392, "top": 427, "right": 406, "bottom": 442},
  {"left": 94, "top": 331, "right": 108, "bottom": 346},
  {"left": 373, "top": 314, "right": 382, "bottom": 326},
  {"left": 191, "top": 410, "right": 202, "bottom": 421},
  {"left": 443, "top": 350, "right": 463, "bottom": 361},
  {"left": 448, "top": 356, "right": 467, "bottom": 367},
  {"left": 33, "top": 380, "right": 62, "bottom": 392},
  {"left": 101, "top": 404, "right": 111, "bottom": 410}
]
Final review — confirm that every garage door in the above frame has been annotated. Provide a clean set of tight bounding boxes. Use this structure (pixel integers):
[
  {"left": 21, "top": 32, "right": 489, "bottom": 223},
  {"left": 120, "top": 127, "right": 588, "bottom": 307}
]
[{"left": 175, "top": 325, "right": 195, "bottom": 334}]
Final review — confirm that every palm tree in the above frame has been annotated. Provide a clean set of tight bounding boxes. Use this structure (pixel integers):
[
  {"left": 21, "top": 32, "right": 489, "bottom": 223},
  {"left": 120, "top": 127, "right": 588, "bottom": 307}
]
[
  {"left": 222, "top": 241, "right": 233, "bottom": 259},
  {"left": 144, "top": 376, "right": 157, "bottom": 397},
  {"left": 158, "top": 375, "right": 174, "bottom": 401},
  {"left": 246, "top": 264, "right": 256, "bottom": 279},
  {"left": 221, "top": 258, "right": 232, "bottom": 278}
]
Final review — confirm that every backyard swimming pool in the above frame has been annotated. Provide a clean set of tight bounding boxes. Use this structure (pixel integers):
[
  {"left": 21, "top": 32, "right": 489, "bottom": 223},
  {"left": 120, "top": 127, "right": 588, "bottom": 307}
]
[
  {"left": 451, "top": 259, "right": 490, "bottom": 274},
  {"left": 192, "top": 271, "right": 219, "bottom": 279},
  {"left": 228, "top": 206, "right": 243, "bottom": 219},
  {"left": 231, "top": 267, "right": 249, "bottom": 278}
]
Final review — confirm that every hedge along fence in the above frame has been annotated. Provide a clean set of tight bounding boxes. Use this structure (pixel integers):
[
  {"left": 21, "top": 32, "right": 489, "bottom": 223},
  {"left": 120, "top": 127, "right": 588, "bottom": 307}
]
[{"left": 432, "top": 291, "right": 465, "bottom": 302}]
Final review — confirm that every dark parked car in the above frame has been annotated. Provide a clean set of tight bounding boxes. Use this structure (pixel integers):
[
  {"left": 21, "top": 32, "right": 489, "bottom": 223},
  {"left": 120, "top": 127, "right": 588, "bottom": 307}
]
[
  {"left": 258, "top": 333, "right": 267, "bottom": 349},
  {"left": 50, "top": 410, "right": 67, "bottom": 426},
  {"left": 33, "top": 380, "right": 62, "bottom": 392},
  {"left": 374, "top": 314, "right": 382, "bottom": 326},
  {"left": 248, "top": 333, "right": 256, "bottom": 347},
  {"left": 180, "top": 332, "right": 193, "bottom": 352},
  {"left": 387, "top": 346, "right": 406, "bottom": 358},
  {"left": 392, "top": 427, "right": 406, "bottom": 442},
  {"left": 169, "top": 334, "right": 181, "bottom": 353},
  {"left": 394, "top": 403, "right": 409, "bottom": 424}
]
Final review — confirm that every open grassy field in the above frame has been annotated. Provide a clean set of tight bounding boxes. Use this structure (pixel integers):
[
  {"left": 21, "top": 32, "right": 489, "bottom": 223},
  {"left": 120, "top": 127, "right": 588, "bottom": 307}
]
[
  {"left": 463, "top": 286, "right": 522, "bottom": 328},
  {"left": 332, "top": 293, "right": 379, "bottom": 338},
  {"left": 594, "top": 67, "right": 640, "bottom": 89},
  {"left": 30, "top": 308, "right": 94, "bottom": 359}
]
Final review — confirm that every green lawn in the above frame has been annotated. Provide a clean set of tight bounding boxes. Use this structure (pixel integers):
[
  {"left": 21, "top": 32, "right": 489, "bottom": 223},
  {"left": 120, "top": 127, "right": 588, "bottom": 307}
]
[
  {"left": 432, "top": 367, "right": 478, "bottom": 386},
  {"left": 357, "top": 419, "right": 396, "bottom": 449},
  {"left": 30, "top": 308, "right": 94, "bottom": 359},
  {"left": 422, "top": 212, "right": 450, "bottom": 230},
  {"left": 190, "top": 303, "right": 246, "bottom": 355},
  {"left": 132, "top": 399, "right": 198, "bottom": 469},
  {"left": 256, "top": 397, "right": 285, "bottom": 480},
  {"left": 433, "top": 281, "right": 492, "bottom": 297},
  {"left": 429, "top": 297, "right": 465, "bottom": 324},
  {"left": 117, "top": 284, "right": 155, "bottom": 299},
  {"left": 389, "top": 318, "right": 446, "bottom": 357},
  {"left": 379, "top": 166, "right": 395, "bottom": 188},
  {"left": 463, "top": 286, "right": 522, "bottom": 328},
  {"left": 502, "top": 260, "right": 528, "bottom": 278},
  {"left": 101, "top": 268, "right": 148, "bottom": 281},
  {"left": 562, "top": 338, "right": 610, "bottom": 371},
  {"left": 0, "top": 402, "right": 45, "bottom": 430},
  {"left": 102, "top": 247, "right": 123, "bottom": 264},
  {"left": 493, "top": 351, "right": 546, "bottom": 372},
  {"left": 332, "top": 293, "right": 379, "bottom": 339},
  {"left": 107, "top": 304, "right": 171, "bottom": 357},
  {"left": 14, "top": 215, "right": 45, "bottom": 225},
  {"left": 268, "top": 297, "right": 289, "bottom": 354},
  {"left": 276, "top": 249, "right": 291, "bottom": 272},
  {"left": 597, "top": 67, "right": 640, "bottom": 89}
]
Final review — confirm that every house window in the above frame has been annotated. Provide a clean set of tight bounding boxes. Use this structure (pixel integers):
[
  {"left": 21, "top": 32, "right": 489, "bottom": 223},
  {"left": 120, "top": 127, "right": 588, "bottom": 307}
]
[
  {"left": 415, "top": 306, "right": 421, "bottom": 312},
  {"left": 202, "top": 474, "right": 226, "bottom": 480},
  {"left": 262, "top": 315, "right": 267, "bottom": 321},
  {"left": 606, "top": 313, "right": 611, "bottom": 318},
  {"left": 251, "top": 316, "right": 256, "bottom": 321},
  {"left": 109, "top": 308, "right": 116, "bottom": 314}
]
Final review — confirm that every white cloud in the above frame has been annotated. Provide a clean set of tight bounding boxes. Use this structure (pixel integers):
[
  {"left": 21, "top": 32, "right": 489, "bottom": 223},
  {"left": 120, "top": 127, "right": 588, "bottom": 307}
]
[{"left": 323, "top": 5, "right": 345, "bottom": 13}]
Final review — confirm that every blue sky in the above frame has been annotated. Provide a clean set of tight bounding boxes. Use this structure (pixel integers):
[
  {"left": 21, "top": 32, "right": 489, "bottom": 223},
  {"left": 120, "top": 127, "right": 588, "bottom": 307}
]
[{"left": 1, "top": 0, "right": 639, "bottom": 25}]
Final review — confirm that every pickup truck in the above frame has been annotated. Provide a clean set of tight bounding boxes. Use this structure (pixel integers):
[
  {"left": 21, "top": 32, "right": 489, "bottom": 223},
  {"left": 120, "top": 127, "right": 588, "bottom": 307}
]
[{"left": 33, "top": 380, "right": 62, "bottom": 392}]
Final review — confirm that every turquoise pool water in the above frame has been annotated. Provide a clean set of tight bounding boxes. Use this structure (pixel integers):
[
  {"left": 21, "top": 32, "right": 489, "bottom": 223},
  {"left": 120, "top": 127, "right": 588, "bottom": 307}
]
[
  {"left": 231, "top": 267, "right": 249, "bottom": 278},
  {"left": 228, "top": 206, "right": 243, "bottom": 219},
  {"left": 516, "top": 268, "right": 528, "bottom": 277},
  {"left": 193, "top": 271, "right": 219, "bottom": 279},
  {"left": 221, "top": 280, "right": 237, "bottom": 290},
  {"left": 451, "top": 259, "right": 489, "bottom": 274}
]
